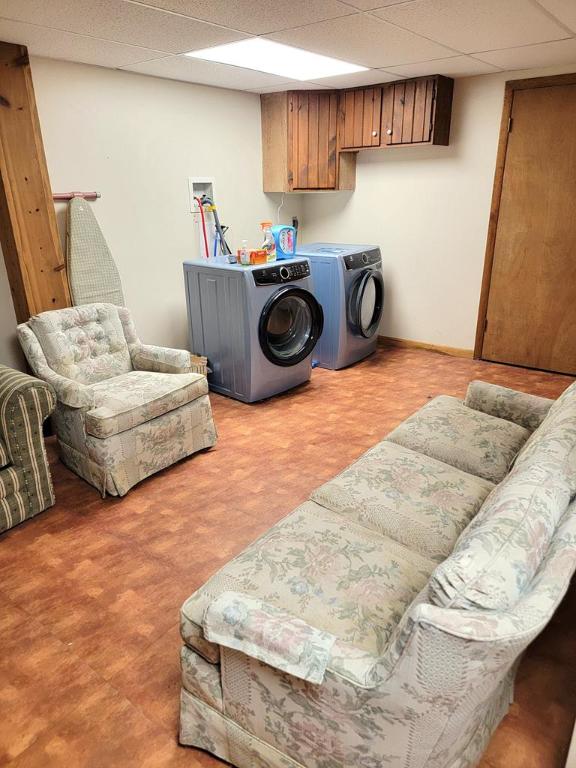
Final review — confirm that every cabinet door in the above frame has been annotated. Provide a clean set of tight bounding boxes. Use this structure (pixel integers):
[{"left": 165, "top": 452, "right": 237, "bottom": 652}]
[
  {"left": 340, "top": 87, "right": 382, "bottom": 149},
  {"left": 289, "top": 92, "right": 338, "bottom": 190},
  {"left": 382, "top": 78, "right": 436, "bottom": 145}
]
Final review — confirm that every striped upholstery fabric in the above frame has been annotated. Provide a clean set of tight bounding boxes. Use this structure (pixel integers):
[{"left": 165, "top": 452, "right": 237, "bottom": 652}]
[
  {"left": 0, "top": 365, "right": 56, "bottom": 534},
  {"left": 0, "top": 436, "right": 8, "bottom": 468}
]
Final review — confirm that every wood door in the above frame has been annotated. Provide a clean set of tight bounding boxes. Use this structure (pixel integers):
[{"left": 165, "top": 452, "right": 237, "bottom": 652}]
[
  {"left": 480, "top": 83, "right": 576, "bottom": 374},
  {"left": 289, "top": 91, "right": 338, "bottom": 189},
  {"left": 340, "top": 88, "right": 382, "bottom": 149}
]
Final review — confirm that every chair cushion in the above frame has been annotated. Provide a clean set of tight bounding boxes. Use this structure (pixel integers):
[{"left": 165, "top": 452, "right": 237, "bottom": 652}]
[
  {"left": 0, "top": 437, "right": 9, "bottom": 469},
  {"left": 386, "top": 395, "right": 530, "bottom": 484},
  {"left": 429, "top": 462, "right": 571, "bottom": 611},
  {"left": 514, "top": 380, "right": 576, "bottom": 494},
  {"left": 180, "top": 501, "right": 436, "bottom": 664},
  {"left": 85, "top": 370, "right": 208, "bottom": 438},
  {"left": 311, "top": 441, "right": 495, "bottom": 562},
  {"left": 28, "top": 303, "right": 132, "bottom": 385}
]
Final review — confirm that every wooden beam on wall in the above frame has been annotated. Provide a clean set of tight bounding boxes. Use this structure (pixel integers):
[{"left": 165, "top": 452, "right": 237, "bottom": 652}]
[{"left": 0, "top": 41, "right": 70, "bottom": 323}]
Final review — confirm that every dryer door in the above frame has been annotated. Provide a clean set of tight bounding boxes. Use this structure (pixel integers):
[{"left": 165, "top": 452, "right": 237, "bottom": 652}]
[
  {"left": 349, "top": 269, "right": 384, "bottom": 338},
  {"left": 259, "top": 287, "right": 324, "bottom": 367}
]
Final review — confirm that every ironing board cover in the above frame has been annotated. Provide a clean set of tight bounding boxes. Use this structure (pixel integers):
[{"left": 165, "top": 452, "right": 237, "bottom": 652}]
[{"left": 66, "top": 197, "right": 125, "bottom": 306}]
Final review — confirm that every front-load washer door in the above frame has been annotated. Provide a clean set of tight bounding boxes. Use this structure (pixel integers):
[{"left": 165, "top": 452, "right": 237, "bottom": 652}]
[
  {"left": 348, "top": 269, "right": 384, "bottom": 338},
  {"left": 259, "top": 287, "right": 324, "bottom": 367}
]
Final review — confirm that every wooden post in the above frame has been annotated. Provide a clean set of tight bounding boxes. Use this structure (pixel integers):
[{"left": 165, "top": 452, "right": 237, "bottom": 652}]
[{"left": 0, "top": 41, "right": 70, "bottom": 323}]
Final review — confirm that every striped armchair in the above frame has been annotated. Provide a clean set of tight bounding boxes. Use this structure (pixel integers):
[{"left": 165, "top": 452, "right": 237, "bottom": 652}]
[{"left": 0, "top": 365, "right": 56, "bottom": 534}]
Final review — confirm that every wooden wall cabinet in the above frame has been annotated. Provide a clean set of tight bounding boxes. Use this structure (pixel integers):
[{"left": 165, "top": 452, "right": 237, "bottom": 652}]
[
  {"left": 340, "top": 87, "right": 382, "bottom": 149},
  {"left": 261, "top": 75, "right": 454, "bottom": 192},
  {"left": 381, "top": 75, "right": 453, "bottom": 146},
  {"left": 261, "top": 91, "right": 354, "bottom": 193}
]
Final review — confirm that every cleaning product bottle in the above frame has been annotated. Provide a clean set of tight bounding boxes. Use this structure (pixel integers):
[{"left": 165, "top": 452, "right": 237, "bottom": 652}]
[
  {"left": 260, "top": 221, "right": 277, "bottom": 262},
  {"left": 239, "top": 240, "right": 250, "bottom": 266}
]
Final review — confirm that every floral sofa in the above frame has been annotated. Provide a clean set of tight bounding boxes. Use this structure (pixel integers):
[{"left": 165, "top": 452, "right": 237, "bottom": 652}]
[
  {"left": 178, "top": 379, "right": 576, "bottom": 768},
  {"left": 17, "top": 303, "right": 217, "bottom": 496},
  {"left": 0, "top": 364, "right": 56, "bottom": 533}
]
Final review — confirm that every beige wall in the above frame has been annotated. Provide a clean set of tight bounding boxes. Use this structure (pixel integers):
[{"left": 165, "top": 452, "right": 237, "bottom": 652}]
[
  {"left": 1, "top": 58, "right": 575, "bottom": 369},
  {"left": 0, "top": 57, "right": 302, "bottom": 369},
  {"left": 301, "top": 65, "right": 576, "bottom": 351}
]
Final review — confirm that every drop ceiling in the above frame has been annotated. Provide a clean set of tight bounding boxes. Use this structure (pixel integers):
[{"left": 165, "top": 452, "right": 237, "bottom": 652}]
[{"left": 0, "top": 0, "right": 575, "bottom": 92}]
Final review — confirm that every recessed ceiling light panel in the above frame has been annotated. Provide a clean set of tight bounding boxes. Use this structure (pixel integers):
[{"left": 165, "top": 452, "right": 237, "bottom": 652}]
[{"left": 185, "top": 38, "right": 367, "bottom": 81}]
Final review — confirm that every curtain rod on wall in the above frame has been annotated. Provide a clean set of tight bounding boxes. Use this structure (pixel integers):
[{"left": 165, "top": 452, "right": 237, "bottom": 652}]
[{"left": 52, "top": 192, "right": 101, "bottom": 201}]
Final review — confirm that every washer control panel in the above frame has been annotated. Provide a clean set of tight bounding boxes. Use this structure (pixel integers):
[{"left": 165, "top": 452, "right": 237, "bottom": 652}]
[
  {"left": 344, "top": 248, "right": 381, "bottom": 271},
  {"left": 253, "top": 260, "right": 310, "bottom": 285}
]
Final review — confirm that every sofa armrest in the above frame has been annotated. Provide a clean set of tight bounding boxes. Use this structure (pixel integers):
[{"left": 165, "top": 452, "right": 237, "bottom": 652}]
[
  {"left": 464, "top": 380, "right": 553, "bottom": 432},
  {"left": 131, "top": 344, "right": 207, "bottom": 376},
  {"left": 203, "top": 591, "right": 336, "bottom": 684},
  {"left": 0, "top": 365, "right": 56, "bottom": 468},
  {"left": 17, "top": 324, "right": 94, "bottom": 409}
]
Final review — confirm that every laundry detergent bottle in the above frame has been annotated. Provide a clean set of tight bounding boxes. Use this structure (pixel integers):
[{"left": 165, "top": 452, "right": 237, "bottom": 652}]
[{"left": 260, "top": 221, "right": 277, "bottom": 262}]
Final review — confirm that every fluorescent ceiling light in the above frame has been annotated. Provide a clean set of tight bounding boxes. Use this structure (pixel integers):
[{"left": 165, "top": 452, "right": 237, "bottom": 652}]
[{"left": 185, "top": 38, "right": 367, "bottom": 81}]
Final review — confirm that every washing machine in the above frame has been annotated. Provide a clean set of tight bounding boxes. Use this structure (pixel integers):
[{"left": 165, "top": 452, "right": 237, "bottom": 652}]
[
  {"left": 295, "top": 243, "right": 384, "bottom": 370},
  {"left": 183, "top": 259, "right": 323, "bottom": 403}
]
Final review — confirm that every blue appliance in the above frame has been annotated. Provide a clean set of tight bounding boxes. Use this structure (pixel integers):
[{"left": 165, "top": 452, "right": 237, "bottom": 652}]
[
  {"left": 296, "top": 243, "right": 384, "bottom": 370},
  {"left": 184, "top": 259, "right": 323, "bottom": 402}
]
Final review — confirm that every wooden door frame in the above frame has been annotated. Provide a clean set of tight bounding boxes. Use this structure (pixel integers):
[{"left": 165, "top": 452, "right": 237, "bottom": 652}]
[{"left": 474, "top": 71, "right": 576, "bottom": 359}]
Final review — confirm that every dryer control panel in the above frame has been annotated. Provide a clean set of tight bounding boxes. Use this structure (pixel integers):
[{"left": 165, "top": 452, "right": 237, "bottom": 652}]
[
  {"left": 253, "top": 260, "right": 310, "bottom": 285},
  {"left": 344, "top": 249, "right": 381, "bottom": 270}
]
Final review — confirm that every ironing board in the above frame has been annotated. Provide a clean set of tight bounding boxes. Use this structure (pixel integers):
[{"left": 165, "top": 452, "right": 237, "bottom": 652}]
[{"left": 66, "top": 196, "right": 125, "bottom": 306}]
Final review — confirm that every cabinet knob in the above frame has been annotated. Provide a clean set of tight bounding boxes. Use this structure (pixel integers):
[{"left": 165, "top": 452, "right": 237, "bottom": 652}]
[
  {"left": 386, "top": 128, "right": 393, "bottom": 135},
  {"left": 371, "top": 130, "right": 378, "bottom": 137}
]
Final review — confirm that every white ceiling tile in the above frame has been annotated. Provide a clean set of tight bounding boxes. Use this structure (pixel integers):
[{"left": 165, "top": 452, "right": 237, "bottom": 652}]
[
  {"left": 385, "top": 55, "right": 502, "bottom": 78},
  {"left": 125, "top": 0, "right": 356, "bottom": 35},
  {"left": 0, "top": 0, "right": 246, "bottom": 54},
  {"left": 0, "top": 18, "right": 163, "bottom": 67},
  {"left": 310, "top": 69, "right": 401, "bottom": 88},
  {"left": 267, "top": 14, "right": 455, "bottom": 68},
  {"left": 374, "top": 0, "right": 570, "bottom": 54},
  {"left": 475, "top": 38, "right": 576, "bottom": 71},
  {"left": 125, "top": 55, "right": 297, "bottom": 90},
  {"left": 535, "top": 0, "right": 576, "bottom": 34},
  {"left": 250, "top": 82, "right": 334, "bottom": 93},
  {"left": 340, "top": 0, "right": 413, "bottom": 9}
]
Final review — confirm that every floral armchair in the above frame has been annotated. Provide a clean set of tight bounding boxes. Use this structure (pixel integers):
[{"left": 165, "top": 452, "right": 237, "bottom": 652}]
[{"left": 17, "top": 303, "right": 217, "bottom": 496}]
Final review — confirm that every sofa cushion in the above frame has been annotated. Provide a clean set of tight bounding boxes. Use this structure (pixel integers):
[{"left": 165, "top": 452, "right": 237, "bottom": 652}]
[
  {"left": 429, "top": 463, "right": 571, "bottom": 611},
  {"left": 514, "top": 380, "right": 576, "bottom": 494},
  {"left": 311, "top": 441, "right": 494, "bottom": 562},
  {"left": 85, "top": 370, "right": 208, "bottom": 438},
  {"left": 0, "top": 437, "right": 9, "bottom": 469},
  {"left": 181, "top": 501, "right": 436, "bottom": 663},
  {"left": 464, "top": 380, "right": 553, "bottom": 432},
  {"left": 386, "top": 395, "right": 530, "bottom": 484},
  {"left": 28, "top": 303, "right": 132, "bottom": 385}
]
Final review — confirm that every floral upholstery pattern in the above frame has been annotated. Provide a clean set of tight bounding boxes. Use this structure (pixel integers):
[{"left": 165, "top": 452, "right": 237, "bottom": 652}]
[
  {"left": 84, "top": 370, "right": 208, "bottom": 438},
  {"left": 429, "top": 462, "right": 571, "bottom": 610},
  {"left": 0, "top": 365, "right": 56, "bottom": 533},
  {"left": 26, "top": 303, "right": 132, "bottom": 385},
  {"left": 464, "top": 380, "right": 553, "bottom": 432},
  {"left": 179, "top": 379, "right": 576, "bottom": 768},
  {"left": 18, "top": 303, "right": 217, "bottom": 496},
  {"left": 514, "top": 379, "right": 576, "bottom": 493},
  {"left": 181, "top": 645, "right": 223, "bottom": 712},
  {"left": 311, "top": 441, "right": 494, "bottom": 562},
  {"left": 181, "top": 501, "right": 435, "bottom": 663},
  {"left": 204, "top": 592, "right": 337, "bottom": 685},
  {"left": 386, "top": 395, "right": 530, "bottom": 483}
]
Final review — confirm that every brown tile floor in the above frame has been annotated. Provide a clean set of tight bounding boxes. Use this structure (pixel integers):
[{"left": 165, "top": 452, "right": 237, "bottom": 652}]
[{"left": 1, "top": 346, "right": 575, "bottom": 768}]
